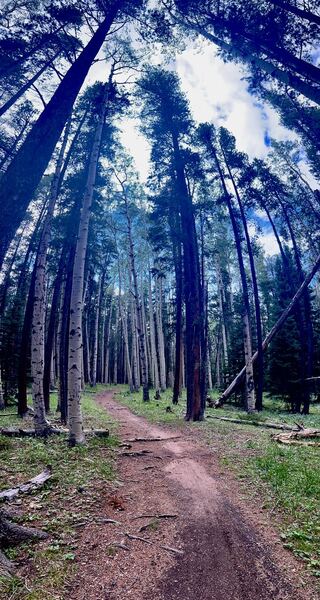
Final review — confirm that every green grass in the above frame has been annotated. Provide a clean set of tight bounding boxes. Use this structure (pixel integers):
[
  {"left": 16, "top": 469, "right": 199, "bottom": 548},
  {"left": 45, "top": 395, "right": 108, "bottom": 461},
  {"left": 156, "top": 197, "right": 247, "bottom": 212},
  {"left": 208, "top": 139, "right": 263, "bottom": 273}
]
[
  {"left": 117, "top": 387, "right": 186, "bottom": 424},
  {"left": 0, "top": 388, "right": 118, "bottom": 600},
  {"left": 117, "top": 386, "right": 320, "bottom": 580}
]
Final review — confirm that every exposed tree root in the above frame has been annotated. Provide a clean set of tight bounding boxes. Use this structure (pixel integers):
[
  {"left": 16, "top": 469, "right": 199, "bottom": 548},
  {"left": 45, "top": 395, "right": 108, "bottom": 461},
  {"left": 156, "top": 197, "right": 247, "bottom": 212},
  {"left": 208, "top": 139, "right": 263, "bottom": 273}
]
[
  {"left": 0, "top": 508, "right": 48, "bottom": 576},
  {"left": 0, "top": 467, "right": 52, "bottom": 500},
  {"left": 0, "top": 547, "right": 14, "bottom": 577}
]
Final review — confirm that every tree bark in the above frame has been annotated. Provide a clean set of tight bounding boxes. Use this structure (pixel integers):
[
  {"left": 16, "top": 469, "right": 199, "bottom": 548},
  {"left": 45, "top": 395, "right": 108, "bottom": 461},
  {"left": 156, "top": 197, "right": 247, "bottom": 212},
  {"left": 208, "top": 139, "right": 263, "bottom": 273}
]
[
  {"left": 0, "top": 1, "right": 124, "bottom": 268},
  {"left": 171, "top": 132, "right": 205, "bottom": 420},
  {"left": 221, "top": 145, "right": 264, "bottom": 410},
  {"left": 148, "top": 270, "right": 160, "bottom": 395},
  {"left": 31, "top": 120, "right": 70, "bottom": 434},
  {"left": 119, "top": 179, "right": 149, "bottom": 401},
  {"left": 67, "top": 83, "right": 110, "bottom": 445},
  {"left": 207, "top": 137, "right": 255, "bottom": 412},
  {"left": 155, "top": 274, "right": 166, "bottom": 392}
]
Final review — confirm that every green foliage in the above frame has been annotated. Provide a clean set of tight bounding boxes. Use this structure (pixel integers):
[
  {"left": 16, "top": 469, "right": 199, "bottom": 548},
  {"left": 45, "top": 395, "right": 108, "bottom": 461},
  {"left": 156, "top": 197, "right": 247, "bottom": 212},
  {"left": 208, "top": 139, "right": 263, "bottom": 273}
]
[{"left": 0, "top": 390, "right": 118, "bottom": 600}]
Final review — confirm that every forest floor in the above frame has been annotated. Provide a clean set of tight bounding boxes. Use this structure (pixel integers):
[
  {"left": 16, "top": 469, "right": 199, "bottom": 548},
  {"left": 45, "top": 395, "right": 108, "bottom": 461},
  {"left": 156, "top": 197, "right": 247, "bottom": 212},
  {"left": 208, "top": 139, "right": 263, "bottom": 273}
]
[
  {"left": 69, "top": 388, "right": 319, "bottom": 600},
  {"left": 1, "top": 387, "right": 319, "bottom": 600}
]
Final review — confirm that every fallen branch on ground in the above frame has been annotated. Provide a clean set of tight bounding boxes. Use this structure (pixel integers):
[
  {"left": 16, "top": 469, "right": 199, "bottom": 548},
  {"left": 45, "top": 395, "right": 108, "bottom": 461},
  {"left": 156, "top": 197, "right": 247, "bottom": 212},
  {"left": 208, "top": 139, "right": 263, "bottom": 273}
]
[
  {"left": 0, "top": 467, "right": 52, "bottom": 501},
  {"left": 160, "top": 544, "right": 183, "bottom": 555},
  {"left": 272, "top": 427, "right": 320, "bottom": 446},
  {"left": 124, "top": 531, "right": 184, "bottom": 556},
  {"left": 108, "top": 542, "right": 130, "bottom": 551},
  {"left": 0, "top": 413, "right": 18, "bottom": 418},
  {"left": 123, "top": 436, "right": 181, "bottom": 443},
  {"left": 121, "top": 449, "right": 152, "bottom": 457},
  {"left": 206, "top": 415, "right": 298, "bottom": 431},
  {"left": 133, "top": 513, "right": 178, "bottom": 520},
  {"left": 125, "top": 532, "right": 152, "bottom": 544}
]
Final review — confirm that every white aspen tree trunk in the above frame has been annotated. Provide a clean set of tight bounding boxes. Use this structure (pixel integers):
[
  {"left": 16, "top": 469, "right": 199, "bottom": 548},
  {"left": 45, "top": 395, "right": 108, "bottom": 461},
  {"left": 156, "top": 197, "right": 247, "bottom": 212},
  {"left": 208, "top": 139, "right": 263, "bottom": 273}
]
[
  {"left": 181, "top": 338, "right": 185, "bottom": 390},
  {"left": 0, "top": 364, "right": 4, "bottom": 410},
  {"left": 100, "top": 295, "right": 107, "bottom": 383},
  {"left": 148, "top": 272, "right": 160, "bottom": 394},
  {"left": 141, "top": 283, "right": 150, "bottom": 384},
  {"left": 56, "top": 279, "right": 65, "bottom": 413},
  {"left": 243, "top": 312, "right": 256, "bottom": 412},
  {"left": 91, "top": 274, "right": 102, "bottom": 387},
  {"left": 31, "top": 119, "right": 70, "bottom": 434},
  {"left": 104, "top": 292, "right": 113, "bottom": 384},
  {"left": 113, "top": 302, "right": 119, "bottom": 384},
  {"left": 216, "top": 262, "right": 229, "bottom": 370},
  {"left": 68, "top": 83, "right": 109, "bottom": 445},
  {"left": 130, "top": 293, "right": 139, "bottom": 391},
  {"left": 216, "top": 345, "right": 222, "bottom": 389},
  {"left": 118, "top": 290, "right": 133, "bottom": 391},
  {"left": 156, "top": 276, "right": 166, "bottom": 392},
  {"left": 121, "top": 188, "right": 149, "bottom": 401}
]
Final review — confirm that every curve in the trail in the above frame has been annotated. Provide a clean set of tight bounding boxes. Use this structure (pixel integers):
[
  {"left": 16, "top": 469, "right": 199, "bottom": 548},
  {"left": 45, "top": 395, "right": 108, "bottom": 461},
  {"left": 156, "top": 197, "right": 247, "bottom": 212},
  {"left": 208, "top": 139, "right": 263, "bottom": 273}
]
[{"left": 94, "top": 391, "right": 315, "bottom": 600}]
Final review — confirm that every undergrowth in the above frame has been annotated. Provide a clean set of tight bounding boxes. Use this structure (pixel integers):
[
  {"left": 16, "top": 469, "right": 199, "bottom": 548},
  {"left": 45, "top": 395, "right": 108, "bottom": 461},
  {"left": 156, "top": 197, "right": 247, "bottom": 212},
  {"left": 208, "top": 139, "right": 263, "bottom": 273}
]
[{"left": 0, "top": 388, "right": 118, "bottom": 600}]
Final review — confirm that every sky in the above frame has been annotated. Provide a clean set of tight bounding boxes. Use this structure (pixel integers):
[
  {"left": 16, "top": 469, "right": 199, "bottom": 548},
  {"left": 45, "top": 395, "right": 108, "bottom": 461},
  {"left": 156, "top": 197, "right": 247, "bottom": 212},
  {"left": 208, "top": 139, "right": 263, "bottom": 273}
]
[{"left": 88, "top": 36, "right": 317, "bottom": 257}]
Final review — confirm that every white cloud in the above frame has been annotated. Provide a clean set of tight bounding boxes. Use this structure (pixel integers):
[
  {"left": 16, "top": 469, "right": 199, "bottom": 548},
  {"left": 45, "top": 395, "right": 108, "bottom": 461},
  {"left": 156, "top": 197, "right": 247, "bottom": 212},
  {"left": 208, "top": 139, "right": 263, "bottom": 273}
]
[{"left": 176, "top": 41, "right": 297, "bottom": 159}]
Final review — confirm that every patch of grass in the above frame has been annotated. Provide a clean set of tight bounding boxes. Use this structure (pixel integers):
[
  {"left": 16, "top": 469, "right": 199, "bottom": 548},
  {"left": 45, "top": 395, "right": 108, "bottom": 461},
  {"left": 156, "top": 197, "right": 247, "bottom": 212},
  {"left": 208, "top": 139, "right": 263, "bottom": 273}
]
[
  {"left": 245, "top": 443, "right": 320, "bottom": 576},
  {"left": 0, "top": 389, "right": 118, "bottom": 599},
  {"left": 117, "top": 387, "right": 186, "bottom": 424}
]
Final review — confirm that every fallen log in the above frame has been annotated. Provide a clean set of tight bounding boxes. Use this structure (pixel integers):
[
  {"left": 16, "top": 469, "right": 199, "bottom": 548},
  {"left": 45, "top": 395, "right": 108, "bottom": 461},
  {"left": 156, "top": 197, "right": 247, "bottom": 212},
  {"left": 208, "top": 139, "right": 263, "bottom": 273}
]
[
  {"left": 0, "top": 466, "right": 52, "bottom": 501},
  {"left": 272, "top": 427, "right": 320, "bottom": 446},
  {"left": 206, "top": 415, "right": 298, "bottom": 431},
  {"left": 216, "top": 253, "right": 320, "bottom": 407},
  {"left": 0, "top": 426, "right": 64, "bottom": 437},
  {"left": 0, "top": 427, "right": 109, "bottom": 438}
]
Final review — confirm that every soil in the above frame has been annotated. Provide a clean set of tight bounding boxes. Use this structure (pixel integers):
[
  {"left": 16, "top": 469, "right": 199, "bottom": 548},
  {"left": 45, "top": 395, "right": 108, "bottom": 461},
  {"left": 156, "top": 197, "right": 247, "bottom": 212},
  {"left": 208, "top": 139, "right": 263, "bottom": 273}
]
[{"left": 68, "top": 390, "right": 319, "bottom": 600}]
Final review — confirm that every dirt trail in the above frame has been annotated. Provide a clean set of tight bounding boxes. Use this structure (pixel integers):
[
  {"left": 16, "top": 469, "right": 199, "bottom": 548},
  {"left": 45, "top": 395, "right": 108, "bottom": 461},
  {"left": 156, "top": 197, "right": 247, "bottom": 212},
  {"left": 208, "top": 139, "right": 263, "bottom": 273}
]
[{"left": 69, "top": 391, "right": 318, "bottom": 600}]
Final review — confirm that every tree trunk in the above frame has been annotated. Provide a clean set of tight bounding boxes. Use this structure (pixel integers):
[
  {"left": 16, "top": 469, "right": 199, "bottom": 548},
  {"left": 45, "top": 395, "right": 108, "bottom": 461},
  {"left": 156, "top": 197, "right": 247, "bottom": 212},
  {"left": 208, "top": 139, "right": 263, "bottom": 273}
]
[
  {"left": 91, "top": 274, "right": 102, "bottom": 387},
  {"left": 67, "top": 84, "right": 110, "bottom": 445},
  {"left": 120, "top": 182, "right": 149, "bottom": 401},
  {"left": 270, "top": 0, "right": 320, "bottom": 26},
  {"left": 171, "top": 131, "right": 205, "bottom": 420},
  {"left": 155, "top": 275, "right": 166, "bottom": 392},
  {"left": 104, "top": 293, "right": 113, "bottom": 384},
  {"left": 0, "top": 50, "right": 61, "bottom": 117},
  {"left": 209, "top": 140, "right": 255, "bottom": 412},
  {"left": 218, "top": 253, "right": 320, "bottom": 404},
  {"left": 113, "top": 302, "right": 119, "bottom": 384},
  {"left": 130, "top": 294, "right": 139, "bottom": 391},
  {"left": 187, "top": 24, "right": 320, "bottom": 106},
  {"left": 0, "top": 1, "right": 123, "bottom": 268},
  {"left": 221, "top": 147, "right": 264, "bottom": 410},
  {"left": 148, "top": 270, "right": 160, "bottom": 395},
  {"left": 31, "top": 120, "right": 70, "bottom": 434}
]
